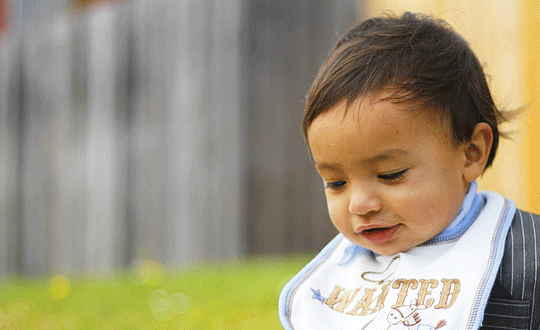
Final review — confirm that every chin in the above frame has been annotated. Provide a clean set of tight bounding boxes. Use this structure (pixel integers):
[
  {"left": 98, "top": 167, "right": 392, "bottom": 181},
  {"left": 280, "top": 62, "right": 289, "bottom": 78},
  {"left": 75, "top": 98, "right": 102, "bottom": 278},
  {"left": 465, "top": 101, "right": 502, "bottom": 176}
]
[{"left": 368, "top": 243, "right": 411, "bottom": 256}]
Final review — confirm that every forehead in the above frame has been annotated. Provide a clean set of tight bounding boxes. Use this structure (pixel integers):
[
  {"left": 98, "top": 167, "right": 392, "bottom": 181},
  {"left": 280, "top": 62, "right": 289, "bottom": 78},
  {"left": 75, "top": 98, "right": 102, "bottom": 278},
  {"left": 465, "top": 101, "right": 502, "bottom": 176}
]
[
  {"left": 306, "top": 93, "right": 452, "bottom": 165},
  {"left": 308, "top": 93, "right": 441, "bottom": 137}
]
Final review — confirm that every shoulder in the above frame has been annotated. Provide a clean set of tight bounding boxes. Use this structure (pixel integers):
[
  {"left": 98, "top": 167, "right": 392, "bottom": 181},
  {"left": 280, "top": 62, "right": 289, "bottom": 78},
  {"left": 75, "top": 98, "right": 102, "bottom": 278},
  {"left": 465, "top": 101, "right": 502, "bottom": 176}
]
[
  {"left": 499, "top": 208, "right": 540, "bottom": 288},
  {"left": 513, "top": 208, "right": 540, "bottom": 225},
  {"left": 504, "top": 209, "right": 540, "bottom": 253},
  {"left": 488, "top": 209, "right": 540, "bottom": 328},
  {"left": 278, "top": 234, "right": 348, "bottom": 328},
  {"left": 279, "top": 234, "right": 345, "bottom": 298}
]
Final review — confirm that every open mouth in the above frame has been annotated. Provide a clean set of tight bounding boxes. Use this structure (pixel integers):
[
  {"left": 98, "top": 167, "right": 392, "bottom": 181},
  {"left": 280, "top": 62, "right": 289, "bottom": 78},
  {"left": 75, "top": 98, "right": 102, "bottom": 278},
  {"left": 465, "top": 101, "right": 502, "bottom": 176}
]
[{"left": 360, "top": 225, "right": 401, "bottom": 244}]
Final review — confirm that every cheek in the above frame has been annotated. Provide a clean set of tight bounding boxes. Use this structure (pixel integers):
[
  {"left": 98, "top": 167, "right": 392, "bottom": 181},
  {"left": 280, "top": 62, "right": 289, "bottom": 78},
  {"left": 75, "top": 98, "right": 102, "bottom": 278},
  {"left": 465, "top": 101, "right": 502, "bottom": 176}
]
[
  {"left": 390, "top": 185, "right": 450, "bottom": 225},
  {"left": 325, "top": 195, "right": 348, "bottom": 226}
]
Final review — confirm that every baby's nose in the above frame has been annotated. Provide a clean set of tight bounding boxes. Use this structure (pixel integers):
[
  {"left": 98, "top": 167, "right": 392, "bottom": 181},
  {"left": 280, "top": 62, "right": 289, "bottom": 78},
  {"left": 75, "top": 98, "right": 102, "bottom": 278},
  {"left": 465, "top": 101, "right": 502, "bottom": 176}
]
[{"left": 348, "top": 187, "right": 382, "bottom": 215}]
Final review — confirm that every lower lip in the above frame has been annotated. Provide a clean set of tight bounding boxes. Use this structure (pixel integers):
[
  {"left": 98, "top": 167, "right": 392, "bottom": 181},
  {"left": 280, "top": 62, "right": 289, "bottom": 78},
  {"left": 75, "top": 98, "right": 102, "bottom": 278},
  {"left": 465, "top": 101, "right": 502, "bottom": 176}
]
[{"left": 359, "top": 225, "right": 401, "bottom": 244}]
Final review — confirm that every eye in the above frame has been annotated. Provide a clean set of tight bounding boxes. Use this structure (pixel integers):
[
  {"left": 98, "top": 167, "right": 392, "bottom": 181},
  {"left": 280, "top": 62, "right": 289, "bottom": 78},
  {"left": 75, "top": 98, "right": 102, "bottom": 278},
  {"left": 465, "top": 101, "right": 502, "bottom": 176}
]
[
  {"left": 324, "top": 180, "right": 346, "bottom": 190},
  {"left": 378, "top": 169, "right": 408, "bottom": 181}
]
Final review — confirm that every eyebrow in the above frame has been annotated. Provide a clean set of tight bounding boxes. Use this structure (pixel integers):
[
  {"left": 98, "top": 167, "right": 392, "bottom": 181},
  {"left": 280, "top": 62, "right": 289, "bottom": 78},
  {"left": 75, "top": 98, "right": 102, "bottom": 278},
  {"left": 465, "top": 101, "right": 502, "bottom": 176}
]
[
  {"left": 314, "top": 149, "right": 409, "bottom": 170},
  {"left": 366, "top": 149, "right": 409, "bottom": 163}
]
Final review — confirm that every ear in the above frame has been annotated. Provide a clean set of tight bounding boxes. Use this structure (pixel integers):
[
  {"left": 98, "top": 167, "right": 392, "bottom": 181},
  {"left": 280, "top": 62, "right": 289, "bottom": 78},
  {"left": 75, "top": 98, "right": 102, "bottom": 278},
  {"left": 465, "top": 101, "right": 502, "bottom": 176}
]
[{"left": 463, "top": 122, "right": 493, "bottom": 182}]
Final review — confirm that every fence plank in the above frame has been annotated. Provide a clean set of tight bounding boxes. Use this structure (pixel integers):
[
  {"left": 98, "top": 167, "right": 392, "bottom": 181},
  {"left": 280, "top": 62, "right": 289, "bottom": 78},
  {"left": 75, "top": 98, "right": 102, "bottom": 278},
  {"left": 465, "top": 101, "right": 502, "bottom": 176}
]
[
  {"left": 163, "top": 0, "right": 214, "bottom": 264},
  {"left": 0, "top": 35, "right": 21, "bottom": 276},
  {"left": 84, "top": 6, "right": 121, "bottom": 272},
  {"left": 20, "top": 26, "right": 57, "bottom": 275},
  {"left": 0, "top": 37, "right": 8, "bottom": 277},
  {"left": 44, "top": 14, "right": 77, "bottom": 274},
  {"left": 128, "top": 0, "right": 167, "bottom": 264},
  {"left": 131, "top": 0, "right": 174, "bottom": 264},
  {"left": 156, "top": 0, "right": 245, "bottom": 264},
  {"left": 206, "top": 0, "right": 244, "bottom": 259},
  {"left": 245, "top": 0, "right": 358, "bottom": 254},
  {"left": 112, "top": 2, "right": 135, "bottom": 268},
  {"left": 67, "top": 13, "right": 91, "bottom": 273},
  {"left": 2, "top": 35, "right": 26, "bottom": 276}
]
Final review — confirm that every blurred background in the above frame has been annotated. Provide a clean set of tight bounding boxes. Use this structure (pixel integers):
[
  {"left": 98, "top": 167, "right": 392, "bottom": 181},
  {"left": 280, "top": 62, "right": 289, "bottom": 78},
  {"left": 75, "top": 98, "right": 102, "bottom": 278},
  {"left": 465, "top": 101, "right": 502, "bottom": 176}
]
[{"left": 0, "top": 0, "right": 537, "bottom": 277}]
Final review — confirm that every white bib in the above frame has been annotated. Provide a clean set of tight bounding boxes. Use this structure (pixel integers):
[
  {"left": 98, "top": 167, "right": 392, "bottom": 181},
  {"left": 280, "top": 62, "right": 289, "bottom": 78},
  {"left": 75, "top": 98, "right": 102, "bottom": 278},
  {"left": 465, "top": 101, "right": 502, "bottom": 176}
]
[{"left": 279, "top": 190, "right": 515, "bottom": 330}]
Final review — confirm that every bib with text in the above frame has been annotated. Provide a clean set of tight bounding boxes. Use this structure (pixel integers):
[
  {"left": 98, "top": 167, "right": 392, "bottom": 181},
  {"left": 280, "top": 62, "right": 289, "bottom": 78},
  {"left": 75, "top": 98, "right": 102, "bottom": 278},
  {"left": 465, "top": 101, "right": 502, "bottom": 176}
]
[{"left": 279, "top": 191, "right": 515, "bottom": 330}]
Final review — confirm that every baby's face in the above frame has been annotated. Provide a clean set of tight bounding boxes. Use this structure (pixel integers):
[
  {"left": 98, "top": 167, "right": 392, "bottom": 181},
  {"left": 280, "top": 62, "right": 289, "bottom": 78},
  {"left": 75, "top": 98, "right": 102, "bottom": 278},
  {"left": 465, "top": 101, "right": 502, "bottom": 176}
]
[{"left": 307, "top": 92, "right": 470, "bottom": 255}]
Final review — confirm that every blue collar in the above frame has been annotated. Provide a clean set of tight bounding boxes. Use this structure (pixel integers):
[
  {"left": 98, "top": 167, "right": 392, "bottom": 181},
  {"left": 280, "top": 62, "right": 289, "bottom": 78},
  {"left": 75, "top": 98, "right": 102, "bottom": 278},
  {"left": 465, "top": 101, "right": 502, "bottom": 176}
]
[{"left": 422, "top": 181, "right": 484, "bottom": 245}]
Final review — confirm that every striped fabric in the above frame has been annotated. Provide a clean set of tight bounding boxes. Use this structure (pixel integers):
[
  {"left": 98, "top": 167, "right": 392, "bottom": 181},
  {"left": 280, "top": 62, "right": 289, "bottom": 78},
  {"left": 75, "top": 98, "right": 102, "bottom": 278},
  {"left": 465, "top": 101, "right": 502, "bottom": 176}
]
[{"left": 481, "top": 209, "right": 540, "bottom": 330}]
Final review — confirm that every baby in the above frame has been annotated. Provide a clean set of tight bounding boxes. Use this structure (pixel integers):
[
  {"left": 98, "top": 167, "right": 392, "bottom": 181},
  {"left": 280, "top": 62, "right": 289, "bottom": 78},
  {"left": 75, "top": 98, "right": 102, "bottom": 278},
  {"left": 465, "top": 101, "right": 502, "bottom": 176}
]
[{"left": 279, "top": 12, "right": 540, "bottom": 329}]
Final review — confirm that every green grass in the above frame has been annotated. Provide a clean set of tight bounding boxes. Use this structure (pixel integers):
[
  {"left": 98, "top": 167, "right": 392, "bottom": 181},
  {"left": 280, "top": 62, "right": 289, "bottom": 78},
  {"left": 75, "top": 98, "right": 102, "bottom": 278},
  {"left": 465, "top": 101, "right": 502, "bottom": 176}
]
[{"left": 0, "top": 255, "right": 312, "bottom": 330}]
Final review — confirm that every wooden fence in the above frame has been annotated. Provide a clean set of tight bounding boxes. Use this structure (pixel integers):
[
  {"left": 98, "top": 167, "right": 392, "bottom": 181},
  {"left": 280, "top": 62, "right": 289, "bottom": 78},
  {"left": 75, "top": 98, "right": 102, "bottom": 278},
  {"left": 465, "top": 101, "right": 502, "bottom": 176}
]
[{"left": 0, "top": 0, "right": 359, "bottom": 275}]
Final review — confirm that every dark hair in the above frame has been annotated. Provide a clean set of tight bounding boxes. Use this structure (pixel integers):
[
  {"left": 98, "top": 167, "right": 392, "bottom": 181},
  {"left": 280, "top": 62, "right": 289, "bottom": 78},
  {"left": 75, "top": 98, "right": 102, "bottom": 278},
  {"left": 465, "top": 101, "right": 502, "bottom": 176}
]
[{"left": 303, "top": 12, "right": 510, "bottom": 169}]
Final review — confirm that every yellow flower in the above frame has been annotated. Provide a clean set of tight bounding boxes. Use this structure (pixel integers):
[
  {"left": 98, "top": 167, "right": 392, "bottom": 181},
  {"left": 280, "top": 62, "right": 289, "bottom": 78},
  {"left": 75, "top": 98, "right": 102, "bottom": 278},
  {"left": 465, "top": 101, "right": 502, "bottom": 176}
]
[{"left": 48, "top": 275, "right": 71, "bottom": 300}]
